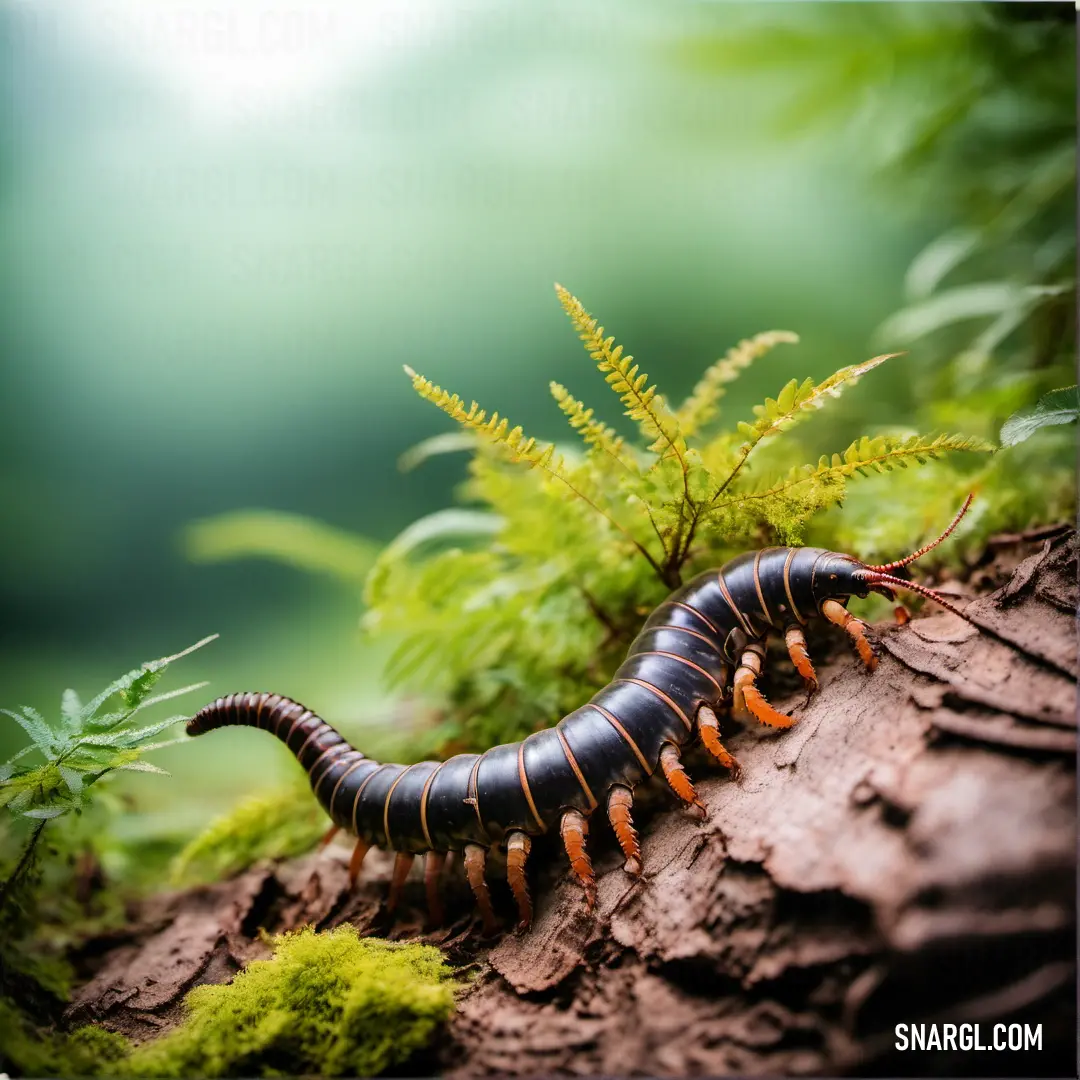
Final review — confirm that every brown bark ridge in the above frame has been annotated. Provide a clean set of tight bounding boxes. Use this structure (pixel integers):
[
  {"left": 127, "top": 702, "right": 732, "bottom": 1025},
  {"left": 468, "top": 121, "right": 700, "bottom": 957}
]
[{"left": 67, "top": 532, "right": 1077, "bottom": 1077}]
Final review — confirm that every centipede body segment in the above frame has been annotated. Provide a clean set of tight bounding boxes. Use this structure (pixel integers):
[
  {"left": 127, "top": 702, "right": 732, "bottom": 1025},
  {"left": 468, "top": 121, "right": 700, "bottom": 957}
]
[{"left": 187, "top": 497, "right": 980, "bottom": 934}]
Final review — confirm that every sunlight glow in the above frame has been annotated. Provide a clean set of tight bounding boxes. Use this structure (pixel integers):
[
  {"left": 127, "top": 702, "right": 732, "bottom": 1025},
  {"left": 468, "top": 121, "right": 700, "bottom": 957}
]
[{"left": 67, "top": 0, "right": 455, "bottom": 124}]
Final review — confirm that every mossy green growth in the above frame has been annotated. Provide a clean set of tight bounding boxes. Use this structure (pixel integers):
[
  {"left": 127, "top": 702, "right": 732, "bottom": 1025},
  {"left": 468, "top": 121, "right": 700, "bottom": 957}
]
[
  {"left": 0, "top": 996, "right": 130, "bottom": 1077},
  {"left": 170, "top": 781, "right": 326, "bottom": 885},
  {"left": 122, "top": 925, "right": 456, "bottom": 1078}
]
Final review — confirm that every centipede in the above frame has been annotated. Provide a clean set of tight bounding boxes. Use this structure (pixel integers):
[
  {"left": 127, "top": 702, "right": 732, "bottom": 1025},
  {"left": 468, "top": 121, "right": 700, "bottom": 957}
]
[{"left": 187, "top": 495, "right": 979, "bottom": 934}]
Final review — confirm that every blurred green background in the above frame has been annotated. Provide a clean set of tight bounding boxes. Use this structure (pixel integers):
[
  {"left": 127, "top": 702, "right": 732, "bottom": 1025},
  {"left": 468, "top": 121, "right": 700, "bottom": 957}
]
[{"left": 1, "top": 2, "right": 1074, "bottom": 839}]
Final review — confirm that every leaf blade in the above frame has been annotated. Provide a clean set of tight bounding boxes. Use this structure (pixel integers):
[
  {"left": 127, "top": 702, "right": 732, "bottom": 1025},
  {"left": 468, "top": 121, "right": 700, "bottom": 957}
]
[{"left": 1000, "top": 386, "right": 1079, "bottom": 448}]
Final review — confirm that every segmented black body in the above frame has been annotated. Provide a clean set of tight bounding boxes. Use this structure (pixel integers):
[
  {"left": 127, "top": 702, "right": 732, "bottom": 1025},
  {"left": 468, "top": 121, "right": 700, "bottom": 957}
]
[
  {"left": 188, "top": 546, "right": 850, "bottom": 853},
  {"left": 188, "top": 494, "right": 978, "bottom": 930}
]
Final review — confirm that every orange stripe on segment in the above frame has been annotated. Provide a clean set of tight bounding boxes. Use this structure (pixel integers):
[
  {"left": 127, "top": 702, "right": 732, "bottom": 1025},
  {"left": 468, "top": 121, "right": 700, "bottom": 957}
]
[
  {"left": 272, "top": 702, "right": 299, "bottom": 737},
  {"left": 261, "top": 695, "right": 282, "bottom": 729},
  {"left": 329, "top": 757, "right": 369, "bottom": 815},
  {"left": 253, "top": 694, "right": 267, "bottom": 728},
  {"left": 783, "top": 548, "right": 805, "bottom": 624},
  {"left": 383, "top": 765, "right": 415, "bottom": 848},
  {"left": 555, "top": 725, "right": 598, "bottom": 809},
  {"left": 351, "top": 764, "right": 389, "bottom": 837},
  {"left": 517, "top": 739, "right": 546, "bottom": 832},
  {"left": 587, "top": 704, "right": 652, "bottom": 774},
  {"left": 666, "top": 600, "right": 722, "bottom": 639},
  {"left": 310, "top": 744, "right": 350, "bottom": 793},
  {"left": 716, "top": 572, "right": 755, "bottom": 636},
  {"left": 613, "top": 677, "right": 693, "bottom": 731},
  {"left": 753, "top": 550, "right": 773, "bottom": 626},
  {"left": 631, "top": 651, "right": 724, "bottom": 697},
  {"left": 296, "top": 722, "right": 328, "bottom": 761},
  {"left": 649, "top": 624, "right": 720, "bottom": 651},
  {"left": 467, "top": 755, "right": 488, "bottom": 838},
  {"left": 418, "top": 762, "right": 443, "bottom": 850},
  {"left": 283, "top": 709, "right": 313, "bottom": 747}
]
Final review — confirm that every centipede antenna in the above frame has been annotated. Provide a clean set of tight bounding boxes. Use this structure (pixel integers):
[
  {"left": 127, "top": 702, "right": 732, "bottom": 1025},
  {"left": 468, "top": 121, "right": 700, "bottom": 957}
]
[
  {"left": 862, "top": 572, "right": 979, "bottom": 627},
  {"left": 865, "top": 493, "right": 974, "bottom": 573}
]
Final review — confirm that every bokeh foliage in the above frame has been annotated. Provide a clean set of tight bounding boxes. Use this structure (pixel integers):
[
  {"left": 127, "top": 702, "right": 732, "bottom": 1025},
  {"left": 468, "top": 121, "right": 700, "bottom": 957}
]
[
  {"left": 170, "top": 779, "right": 326, "bottom": 887},
  {"left": 684, "top": 1, "right": 1075, "bottom": 559}
]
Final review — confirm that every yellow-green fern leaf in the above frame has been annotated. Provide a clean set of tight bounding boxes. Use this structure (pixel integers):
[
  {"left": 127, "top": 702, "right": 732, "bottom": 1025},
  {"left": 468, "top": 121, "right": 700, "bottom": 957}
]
[
  {"left": 405, "top": 365, "right": 664, "bottom": 574},
  {"left": 731, "top": 432, "right": 994, "bottom": 508},
  {"left": 677, "top": 330, "right": 799, "bottom": 436},
  {"left": 550, "top": 382, "right": 638, "bottom": 473},
  {"left": 711, "top": 352, "right": 900, "bottom": 498},
  {"left": 819, "top": 432, "right": 994, "bottom": 480},
  {"left": 737, "top": 353, "right": 900, "bottom": 451},
  {"left": 554, "top": 284, "right": 688, "bottom": 471},
  {"left": 708, "top": 433, "right": 991, "bottom": 544},
  {"left": 404, "top": 365, "right": 549, "bottom": 466}
]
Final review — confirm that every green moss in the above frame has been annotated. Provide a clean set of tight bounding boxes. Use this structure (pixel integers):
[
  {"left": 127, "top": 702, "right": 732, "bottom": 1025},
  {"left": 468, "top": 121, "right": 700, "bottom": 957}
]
[
  {"left": 65, "top": 1024, "right": 133, "bottom": 1072},
  {"left": 0, "top": 997, "right": 130, "bottom": 1077},
  {"left": 170, "top": 782, "right": 326, "bottom": 885},
  {"left": 2, "top": 927, "right": 455, "bottom": 1079},
  {"left": 122, "top": 925, "right": 456, "bottom": 1078}
]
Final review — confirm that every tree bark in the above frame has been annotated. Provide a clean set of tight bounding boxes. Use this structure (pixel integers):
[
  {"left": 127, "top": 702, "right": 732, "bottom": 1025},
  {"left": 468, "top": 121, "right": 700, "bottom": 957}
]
[{"left": 66, "top": 532, "right": 1077, "bottom": 1077}]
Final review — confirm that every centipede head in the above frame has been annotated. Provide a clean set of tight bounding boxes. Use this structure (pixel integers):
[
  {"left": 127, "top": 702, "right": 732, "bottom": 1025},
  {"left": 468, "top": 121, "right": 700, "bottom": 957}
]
[{"left": 852, "top": 493, "right": 980, "bottom": 626}]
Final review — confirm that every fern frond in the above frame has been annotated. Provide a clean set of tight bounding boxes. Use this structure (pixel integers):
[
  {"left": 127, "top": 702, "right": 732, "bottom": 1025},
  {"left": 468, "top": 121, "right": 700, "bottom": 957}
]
[
  {"left": 405, "top": 366, "right": 664, "bottom": 575},
  {"left": 705, "top": 432, "right": 992, "bottom": 545},
  {"left": 732, "top": 433, "right": 994, "bottom": 506},
  {"left": 404, "top": 366, "right": 555, "bottom": 469},
  {"left": 677, "top": 330, "right": 799, "bottom": 435},
  {"left": 711, "top": 352, "right": 900, "bottom": 498},
  {"left": 738, "top": 353, "right": 900, "bottom": 451},
  {"left": 554, "top": 284, "right": 688, "bottom": 473},
  {"left": 550, "top": 382, "right": 638, "bottom": 473}
]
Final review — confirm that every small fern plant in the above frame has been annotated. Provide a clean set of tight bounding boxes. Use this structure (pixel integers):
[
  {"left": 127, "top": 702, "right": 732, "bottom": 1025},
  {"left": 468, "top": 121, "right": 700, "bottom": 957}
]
[
  {"left": 360, "top": 285, "right": 991, "bottom": 752},
  {"left": 0, "top": 636, "right": 217, "bottom": 913}
]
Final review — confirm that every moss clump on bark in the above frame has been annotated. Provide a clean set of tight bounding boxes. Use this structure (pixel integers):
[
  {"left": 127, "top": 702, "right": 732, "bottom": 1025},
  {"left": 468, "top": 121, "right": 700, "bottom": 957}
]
[
  {"left": 122, "top": 924, "right": 456, "bottom": 1078},
  {"left": 169, "top": 782, "right": 326, "bottom": 885},
  {"left": 0, "top": 997, "right": 131, "bottom": 1077}
]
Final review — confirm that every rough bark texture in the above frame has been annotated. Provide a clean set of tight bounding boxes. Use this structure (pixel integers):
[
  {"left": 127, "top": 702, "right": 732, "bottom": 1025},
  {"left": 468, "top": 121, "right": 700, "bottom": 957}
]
[{"left": 67, "top": 532, "right": 1077, "bottom": 1077}]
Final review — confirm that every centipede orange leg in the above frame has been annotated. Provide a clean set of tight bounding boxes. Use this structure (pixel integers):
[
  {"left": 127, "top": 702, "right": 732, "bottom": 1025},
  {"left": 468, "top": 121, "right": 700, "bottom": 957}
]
[
  {"left": 386, "top": 851, "right": 414, "bottom": 913},
  {"left": 734, "top": 647, "right": 794, "bottom": 729},
  {"left": 822, "top": 599, "right": 878, "bottom": 671},
  {"left": 560, "top": 809, "right": 596, "bottom": 910},
  {"left": 348, "top": 838, "right": 370, "bottom": 887},
  {"left": 424, "top": 851, "right": 447, "bottom": 926},
  {"left": 463, "top": 842, "right": 497, "bottom": 935},
  {"left": 319, "top": 824, "right": 341, "bottom": 849},
  {"left": 506, "top": 831, "right": 533, "bottom": 929},
  {"left": 659, "top": 743, "right": 706, "bottom": 818},
  {"left": 784, "top": 626, "right": 818, "bottom": 693},
  {"left": 606, "top": 785, "right": 642, "bottom": 875},
  {"left": 696, "top": 704, "right": 741, "bottom": 781}
]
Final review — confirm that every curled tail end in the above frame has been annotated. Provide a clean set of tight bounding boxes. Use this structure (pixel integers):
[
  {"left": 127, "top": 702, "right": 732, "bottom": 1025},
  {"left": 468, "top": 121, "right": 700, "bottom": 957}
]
[
  {"left": 186, "top": 692, "right": 282, "bottom": 737},
  {"left": 186, "top": 695, "right": 239, "bottom": 736},
  {"left": 186, "top": 694, "right": 367, "bottom": 827},
  {"left": 187, "top": 691, "right": 330, "bottom": 742}
]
